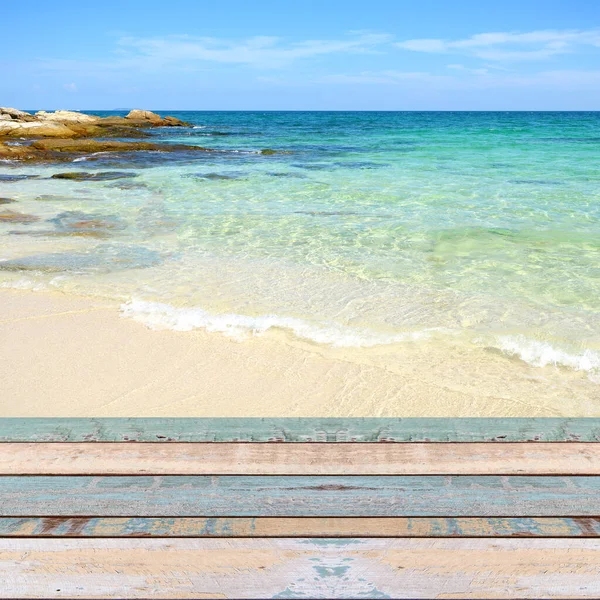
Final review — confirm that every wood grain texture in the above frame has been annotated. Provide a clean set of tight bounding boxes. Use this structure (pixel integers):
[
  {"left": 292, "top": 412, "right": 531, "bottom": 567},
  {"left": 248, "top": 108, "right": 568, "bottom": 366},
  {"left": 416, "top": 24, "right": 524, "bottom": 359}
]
[
  {"left": 3, "top": 442, "right": 600, "bottom": 475},
  {"left": 2, "top": 418, "right": 600, "bottom": 442},
  {"left": 3, "top": 516, "right": 600, "bottom": 537},
  {"left": 3, "top": 475, "right": 600, "bottom": 516},
  {"left": 3, "top": 538, "right": 600, "bottom": 598}
]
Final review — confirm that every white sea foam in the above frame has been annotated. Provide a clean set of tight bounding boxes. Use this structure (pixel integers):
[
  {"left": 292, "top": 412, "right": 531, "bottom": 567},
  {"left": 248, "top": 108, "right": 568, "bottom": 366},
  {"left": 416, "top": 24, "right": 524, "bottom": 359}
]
[
  {"left": 496, "top": 334, "right": 600, "bottom": 375},
  {"left": 72, "top": 151, "right": 112, "bottom": 162},
  {"left": 121, "top": 299, "right": 430, "bottom": 347},
  {"left": 0, "top": 278, "right": 49, "bottom": 291}
]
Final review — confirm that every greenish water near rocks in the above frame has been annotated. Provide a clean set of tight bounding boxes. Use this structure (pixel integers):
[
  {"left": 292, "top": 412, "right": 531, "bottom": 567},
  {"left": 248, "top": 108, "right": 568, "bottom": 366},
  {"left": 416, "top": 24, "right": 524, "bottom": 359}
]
[{"left": 2, "top": 111, "right": 600, "bottom": 376}]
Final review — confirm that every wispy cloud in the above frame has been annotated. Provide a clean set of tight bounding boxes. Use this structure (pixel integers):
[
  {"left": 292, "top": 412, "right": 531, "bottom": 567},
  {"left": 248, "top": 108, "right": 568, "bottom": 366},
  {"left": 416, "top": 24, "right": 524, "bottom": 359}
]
[
  {"left": 39, "top": 32, "right": 393, "bottom": 73},
  {"left": 395, "top": 29, "right": 600, "bottom": 61}
]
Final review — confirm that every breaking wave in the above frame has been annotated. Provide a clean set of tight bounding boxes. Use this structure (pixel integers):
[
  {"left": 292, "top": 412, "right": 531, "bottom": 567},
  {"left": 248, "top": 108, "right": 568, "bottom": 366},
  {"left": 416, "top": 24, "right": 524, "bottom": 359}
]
[{"left": 121, "top": 299, "right": 431, "bottom": 347}]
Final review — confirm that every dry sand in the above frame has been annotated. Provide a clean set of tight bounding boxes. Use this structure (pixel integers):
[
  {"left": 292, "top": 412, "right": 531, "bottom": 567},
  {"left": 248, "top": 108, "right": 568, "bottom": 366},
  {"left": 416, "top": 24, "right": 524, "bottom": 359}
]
[{"left": 1, "top": 288, "right": 599, "bottom": 417}]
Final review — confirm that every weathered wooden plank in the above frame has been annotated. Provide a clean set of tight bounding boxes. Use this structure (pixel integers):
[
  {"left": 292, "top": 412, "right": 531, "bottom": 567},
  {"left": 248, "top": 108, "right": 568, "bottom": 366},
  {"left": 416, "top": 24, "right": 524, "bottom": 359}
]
[
  {"left": 3, "top": 538, "right": 600, "bottom": 598},
  {"left": 1, "top": 418, "right": 600, "bottom": 442},
  {"left": 2, "top": 476, "right": 600, "bottom": 516},
  {"left": 2, "top": 516, "right": 600, "bottom": 537},
  {"left": 3, "top": 442, "right": 600, "bottom": 475}
]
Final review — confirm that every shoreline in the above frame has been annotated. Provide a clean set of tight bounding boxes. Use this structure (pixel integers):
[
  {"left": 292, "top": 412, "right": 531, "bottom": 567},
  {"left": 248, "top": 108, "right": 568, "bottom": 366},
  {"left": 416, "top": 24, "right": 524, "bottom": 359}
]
[{"left": 2, "top": 287, "right": 599, "bottom": 417}]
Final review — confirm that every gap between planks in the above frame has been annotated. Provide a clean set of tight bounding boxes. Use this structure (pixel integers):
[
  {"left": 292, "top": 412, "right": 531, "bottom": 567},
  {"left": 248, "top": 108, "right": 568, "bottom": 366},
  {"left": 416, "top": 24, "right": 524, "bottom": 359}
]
[
  {"left": 3, "top": 442, "right": 600, "bottom": 475},
  {"left": 2, "top": 516, "right": 600, "bottom": 537},
  {"left": 3, "top": 538, "right": 600, "bottom": 598}
]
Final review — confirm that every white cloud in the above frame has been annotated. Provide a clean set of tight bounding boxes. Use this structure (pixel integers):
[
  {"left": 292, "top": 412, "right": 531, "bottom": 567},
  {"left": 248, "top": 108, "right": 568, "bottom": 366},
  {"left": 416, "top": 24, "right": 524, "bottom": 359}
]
[
  {"left": 37, "top": 32, "right": 393, "bottom": 74},
  {"left": 396, "top": 29, "right": 600, "bottom": 61},
  {"left": 63, "top": 82, "right": 77, "bottom": 91},
  {"left": 118, "top": 32, "right": 393, "bottom": 68}
]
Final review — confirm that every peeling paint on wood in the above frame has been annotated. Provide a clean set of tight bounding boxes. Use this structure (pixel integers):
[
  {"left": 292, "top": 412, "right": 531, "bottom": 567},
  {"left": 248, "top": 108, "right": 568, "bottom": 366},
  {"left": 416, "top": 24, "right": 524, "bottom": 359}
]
[
  {"left": 2, "top": 516, "right": 600, "bottom": 537},
  {"left": 2, "top": 475, "right": 600, "bottom": 516},
  {"left": 1, "top": 418, "right": 600, "bottom": 442},
  {"left": 3, "top": 538, "right": 600, "bottom": 598},
  {"left": 3, "top": 442, "right": 600, "bottom": 475}
]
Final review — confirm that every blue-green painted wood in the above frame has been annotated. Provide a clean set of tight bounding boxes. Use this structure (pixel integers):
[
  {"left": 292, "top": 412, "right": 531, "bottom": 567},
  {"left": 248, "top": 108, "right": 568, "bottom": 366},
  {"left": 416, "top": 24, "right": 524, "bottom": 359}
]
[
  {"left": 1, "top": 418, "right": 600, "bottom": 442},
  {"left": 2, "top": 476, "right": 600, "bottom": 516}
]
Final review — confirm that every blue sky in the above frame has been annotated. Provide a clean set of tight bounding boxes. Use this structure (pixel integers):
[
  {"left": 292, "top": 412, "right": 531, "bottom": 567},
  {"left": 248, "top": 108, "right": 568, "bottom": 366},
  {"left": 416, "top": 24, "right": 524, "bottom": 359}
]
[{"left": 3, "top": 0, "right": 600, "bottom": 110}]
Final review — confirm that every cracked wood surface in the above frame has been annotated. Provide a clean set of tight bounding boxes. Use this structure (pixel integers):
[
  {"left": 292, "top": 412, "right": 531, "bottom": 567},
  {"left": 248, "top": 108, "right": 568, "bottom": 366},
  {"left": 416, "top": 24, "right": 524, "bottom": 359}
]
[{"left": 3, "top": 538, "right": 600, "bottom": 598}]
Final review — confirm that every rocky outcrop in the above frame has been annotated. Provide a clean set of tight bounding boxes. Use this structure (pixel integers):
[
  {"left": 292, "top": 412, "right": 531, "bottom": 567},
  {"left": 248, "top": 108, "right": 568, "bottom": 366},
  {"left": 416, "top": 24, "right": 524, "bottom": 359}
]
[
  {"left": 0, "top": 139, "right": 215, "bottom": 162},
  {"left": 35, "top": 110, "right": 99, "bottom": 124},
  {"left": 125, "top": 109, "right": 163, "bottom": 123},
  {"left": 0, "top": 108, "right": 190, "bottom": 140},
  {"left": 0, "top": 108, "right": 37, "bottom": 122},
  {"left": 0, "top": 121, "right": 80, "bottom": 138}
]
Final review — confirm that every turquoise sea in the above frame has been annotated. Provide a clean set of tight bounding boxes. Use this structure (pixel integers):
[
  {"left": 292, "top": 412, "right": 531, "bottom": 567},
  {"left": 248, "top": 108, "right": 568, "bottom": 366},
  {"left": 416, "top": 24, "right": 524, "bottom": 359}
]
[{"left": 2, "top": 111, "right": 600, "bottom": 379}]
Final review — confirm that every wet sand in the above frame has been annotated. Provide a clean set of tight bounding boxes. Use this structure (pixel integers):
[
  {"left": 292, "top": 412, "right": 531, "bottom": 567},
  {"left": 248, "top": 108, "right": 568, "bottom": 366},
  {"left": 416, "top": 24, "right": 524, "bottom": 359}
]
[{"left": 1, "top": 289, "right": 598, "bottom": 417}]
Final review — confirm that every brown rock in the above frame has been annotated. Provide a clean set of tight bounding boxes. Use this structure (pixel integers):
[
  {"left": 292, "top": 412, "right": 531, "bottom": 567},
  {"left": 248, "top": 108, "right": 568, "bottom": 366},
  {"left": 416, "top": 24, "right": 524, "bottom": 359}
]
[
  {"left": 0, "top": 108, "right": 37, "bottom": 122},
  {"left": 35, "top": 110, "right": 100, "bottom": 124},
  {"left": 0, "top": 121, "right": 78, "bottom": 138},
  {"left": 51, "top": 171, "right": 137, "bottom": 181},
  {"left": 0, "top": 143, "right": 40, "bottom": 160},
  {"left": 31, "top": 139, "right": 164, "bottom": 153},
  {"left": 1, "top": 138, "right": 216, "bottom": 163},
  {"left": 125, "top": 109, "right": 162, "bottom": 123},
  {"left": 0, "top": 210, "right": 40, "bottom": 223},
  {"left": 162, "top": 115, "right": 187, "bottom": 126},
  {"left": 0, "top": 198, "right": 16, "bottom": 204}
]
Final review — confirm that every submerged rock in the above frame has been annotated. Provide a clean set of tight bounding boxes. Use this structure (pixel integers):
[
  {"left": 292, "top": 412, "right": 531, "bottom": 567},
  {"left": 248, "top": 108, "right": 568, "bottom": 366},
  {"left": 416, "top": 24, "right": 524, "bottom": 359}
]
[
  {"left": 51, "top": 171, "right": 137, "bottom": 181},
  {"left": 0, "top": 174, "right": 39, "bottom": 181},
  {"left": 0, "top": 244, "right": 161, "bottom": 272},
  {"left": 105, "top": 181, "right": 149, "bottom": 190},
  {"left": 0, "top": 197, "right": 16, "bottom": 204},
  {"left": 188, "top": 172, "right": 245, "bottom": 180},
  {"left": 47, "top": 210, "right": 127, "bottom": 237},
  {"left": 268, "top": 172, "right": 307, "bottom": 178},
  {"left": 0, "top": 210, "right": 39, "bottom": 223}
]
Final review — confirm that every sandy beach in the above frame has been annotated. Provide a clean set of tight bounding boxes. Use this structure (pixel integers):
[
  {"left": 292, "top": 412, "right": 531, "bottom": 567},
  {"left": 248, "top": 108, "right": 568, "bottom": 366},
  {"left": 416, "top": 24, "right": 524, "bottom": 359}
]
[
  {"left": 2, "top": 288, "right": 598, "bottom": 417},
  {"left": 2, "top": 109, "right": 600, "bottom": 417}
]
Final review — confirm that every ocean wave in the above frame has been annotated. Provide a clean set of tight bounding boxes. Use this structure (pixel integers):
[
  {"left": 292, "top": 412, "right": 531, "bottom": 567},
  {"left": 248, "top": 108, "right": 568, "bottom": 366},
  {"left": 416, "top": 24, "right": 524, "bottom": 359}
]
[
  {"left": 120, "top": 299, "right": 430, "bottom": 347},
  {"left": 121, "top": 300, "right": 600, "bottom": 375},
  {"left": 495, "top": 334, "right": 600, "bottom": 375}
]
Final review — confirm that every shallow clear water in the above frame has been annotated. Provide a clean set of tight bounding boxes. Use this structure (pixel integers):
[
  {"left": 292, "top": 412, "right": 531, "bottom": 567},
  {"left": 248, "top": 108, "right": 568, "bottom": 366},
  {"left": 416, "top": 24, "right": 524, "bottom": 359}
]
[{"left": 2, "top": 111, "right": 600, "bottom": 376}]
